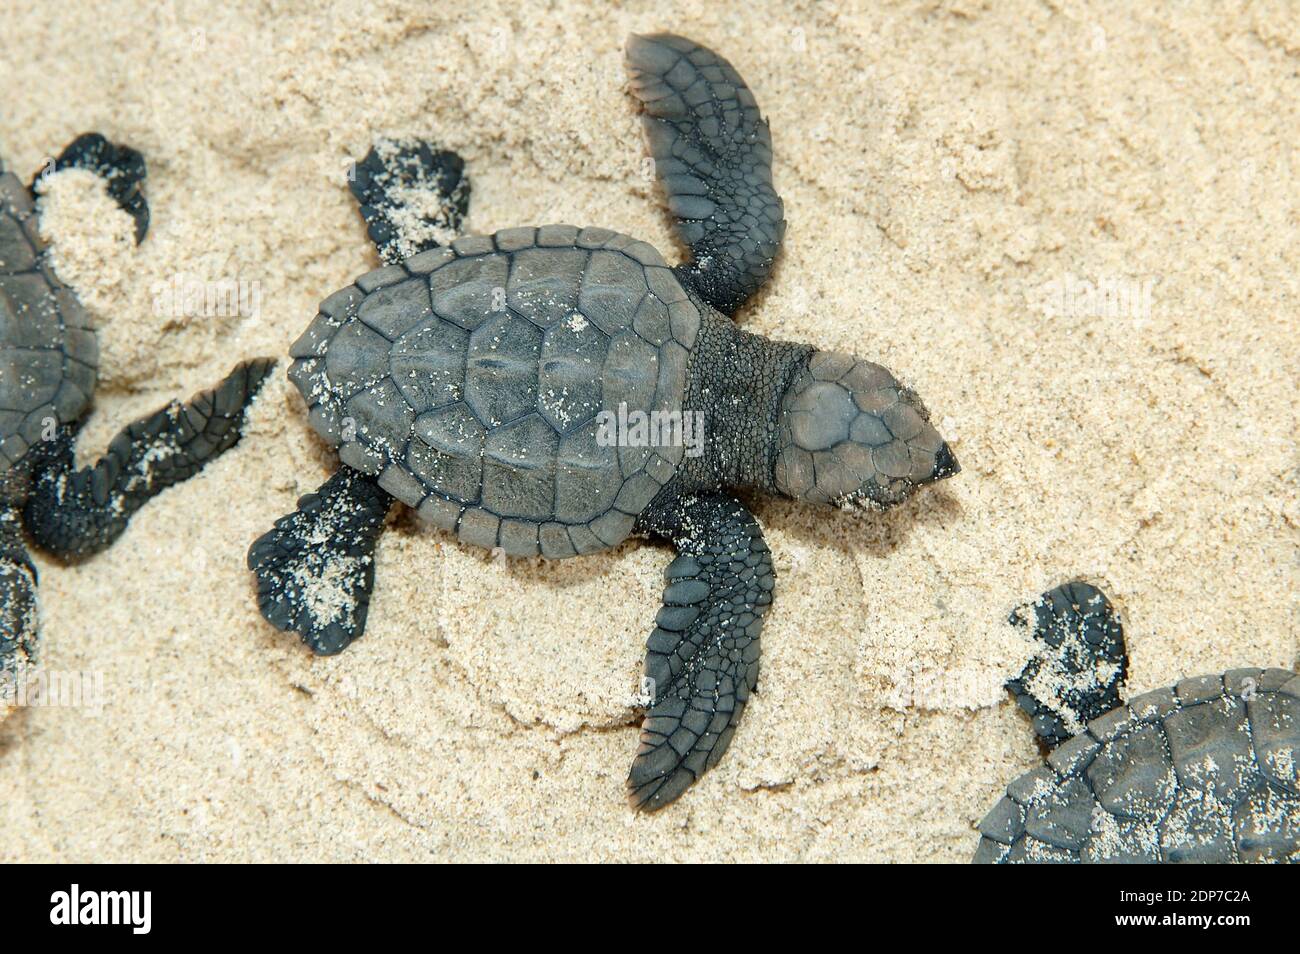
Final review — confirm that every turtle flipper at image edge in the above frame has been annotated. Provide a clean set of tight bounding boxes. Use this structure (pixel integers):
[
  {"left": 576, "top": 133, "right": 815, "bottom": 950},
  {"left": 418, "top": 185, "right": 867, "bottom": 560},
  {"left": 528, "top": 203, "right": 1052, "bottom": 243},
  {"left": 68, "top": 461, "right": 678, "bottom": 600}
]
[
  {"left": 0, "top": 136, "right": 274, "bottom": 694},
  {"left": 973, "top": 582, "right": 1300, "bottom": 863},
  {"left": 249, "top": 33, "right": 961, "bottom": 811},
  {"left": 29, "top": 133, "right": 150, "bottom": 244}
]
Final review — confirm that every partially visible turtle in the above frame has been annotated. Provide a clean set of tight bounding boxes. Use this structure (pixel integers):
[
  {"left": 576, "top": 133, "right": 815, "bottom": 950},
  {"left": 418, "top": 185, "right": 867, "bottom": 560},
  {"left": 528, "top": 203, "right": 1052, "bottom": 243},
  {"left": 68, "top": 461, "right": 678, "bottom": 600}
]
[
  {"left": 1, "top": 134, "right": 274, "bottom": 690},
  {"left": 248, "top": 34, "right": 960, "bottom": 810},
  {"left": 974, "top": 582, "right": 1300, "bottom": 863}
]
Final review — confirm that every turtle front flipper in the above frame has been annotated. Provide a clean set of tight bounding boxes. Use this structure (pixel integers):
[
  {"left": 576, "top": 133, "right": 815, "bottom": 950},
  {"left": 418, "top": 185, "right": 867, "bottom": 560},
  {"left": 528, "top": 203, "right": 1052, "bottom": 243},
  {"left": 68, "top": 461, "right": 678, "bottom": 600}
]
[
  {"left": 23, "top": 358, "right": 275, "bottom": 559},
  {"left": 625, "top": 34, "right": 785, "bottom": 316},
  {"left": 1005, "top": 581, "right": 1128, "bottom": 748},
  {"left": 246, "top": 466, "right": 393, "bottom": 655},
  {"left": 627, "top": 492, "right": 774, "bottom": 810},
  {"left": 349, "top": 139, "right": 469, "bottom": 265},
  {"left": 31, "top": 133, "right": 149, "bottom": 244},
  {"left": 0, "top": 501, "right": 38, "bottom": 687}
]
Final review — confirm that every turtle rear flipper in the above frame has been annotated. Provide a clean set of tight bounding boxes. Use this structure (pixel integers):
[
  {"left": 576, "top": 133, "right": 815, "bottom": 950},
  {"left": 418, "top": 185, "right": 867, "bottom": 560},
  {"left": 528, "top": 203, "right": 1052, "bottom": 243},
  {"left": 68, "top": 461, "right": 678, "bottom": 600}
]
[
  {"left": 23, "top": 358, "right": 275, "bottom": 559},
  {"left": 627, "top": 493, "right": 774, "bottom": 810},
  {"left": 32, "top": 133, "right": 149, "bottom": 244},
  {"left": 0, "top": 504, "right": 37, "bottom": 681},
  {"left": 1005, "top": 581, "right": 1128, "bottom": 748},
  {"left": 626, "top": 33, "right": 786, "bottom": 315},
  {"left": 246, "top": 466, "right": 392, "bottom": 656},
  {"left": 349, "top": 139, "right": 469, "bottom": 265},
  {"left": 244, "top": 140, "right": 469, "bottom": 655}
]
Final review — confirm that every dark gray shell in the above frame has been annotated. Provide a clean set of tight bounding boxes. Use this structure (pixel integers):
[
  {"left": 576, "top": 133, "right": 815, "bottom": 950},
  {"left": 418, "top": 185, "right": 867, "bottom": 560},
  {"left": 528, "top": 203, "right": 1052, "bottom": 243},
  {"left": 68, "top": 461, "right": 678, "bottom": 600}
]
[
  {"left": 287, "top": 225, "right": 701, "bottom": 558},
  {"left": 974, "top": 668, "right": 1300, "bottom": 863},
  {"left": 0, "top": 166, "right": 96, "bottom": 475}
]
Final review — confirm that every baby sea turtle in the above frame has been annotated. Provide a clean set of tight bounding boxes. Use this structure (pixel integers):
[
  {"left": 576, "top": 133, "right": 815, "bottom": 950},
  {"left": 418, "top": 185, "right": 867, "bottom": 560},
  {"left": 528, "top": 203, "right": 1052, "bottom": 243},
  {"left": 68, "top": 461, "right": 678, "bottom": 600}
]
[
  {"left": 1, "top": 134, "right": 273, "bottom": 686},
  {"left": 974, "top": 582, "right": 1300, "bottom": 863},
  {"left": 248, "top": 34, "right": 959, "bottom": 810}
]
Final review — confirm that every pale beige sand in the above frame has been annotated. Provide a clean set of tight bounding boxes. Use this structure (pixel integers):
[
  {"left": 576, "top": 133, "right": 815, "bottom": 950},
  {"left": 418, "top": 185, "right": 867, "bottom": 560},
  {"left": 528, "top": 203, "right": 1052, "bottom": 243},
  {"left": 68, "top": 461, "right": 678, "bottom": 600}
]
[{"left": 1, "top": 1, "right": 1296, "bottom": 862}]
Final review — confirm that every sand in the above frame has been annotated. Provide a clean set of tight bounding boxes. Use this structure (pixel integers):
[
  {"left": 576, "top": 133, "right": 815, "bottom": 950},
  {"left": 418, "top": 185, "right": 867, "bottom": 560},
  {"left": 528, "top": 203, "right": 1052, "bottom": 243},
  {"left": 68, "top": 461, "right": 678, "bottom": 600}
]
[{"left": 1, "top": 0, "right": 1296, "bottom": 862}]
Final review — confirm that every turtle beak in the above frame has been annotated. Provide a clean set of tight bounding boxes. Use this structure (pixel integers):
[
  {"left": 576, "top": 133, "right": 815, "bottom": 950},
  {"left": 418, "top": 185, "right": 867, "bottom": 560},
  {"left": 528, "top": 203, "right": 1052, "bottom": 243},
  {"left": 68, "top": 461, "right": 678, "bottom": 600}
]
[{"left": 927, "top": 442, "right": 960, "bottom": 483}]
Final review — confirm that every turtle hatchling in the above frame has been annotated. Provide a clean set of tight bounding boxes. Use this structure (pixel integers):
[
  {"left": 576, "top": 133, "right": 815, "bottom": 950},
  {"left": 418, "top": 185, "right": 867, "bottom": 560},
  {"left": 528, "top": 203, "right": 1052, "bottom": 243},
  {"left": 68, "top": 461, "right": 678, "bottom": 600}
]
[
  {"left": 1, "top": 134, "right": 273, "bottom": 687},
  {"left": 974, "top": 582, "right": 1300, "bottom": 863},
  {"left": 248, "top": 34, "right": 960, "bottom": 810}
]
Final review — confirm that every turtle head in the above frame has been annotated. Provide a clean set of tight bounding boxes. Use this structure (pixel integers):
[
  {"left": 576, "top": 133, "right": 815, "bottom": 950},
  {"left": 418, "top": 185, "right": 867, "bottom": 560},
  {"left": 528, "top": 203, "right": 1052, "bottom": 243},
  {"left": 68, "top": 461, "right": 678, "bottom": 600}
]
[{"left": 772, "top": 351, "right": 959, "bottom": 511}]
